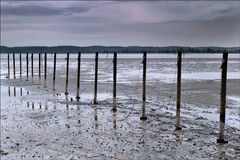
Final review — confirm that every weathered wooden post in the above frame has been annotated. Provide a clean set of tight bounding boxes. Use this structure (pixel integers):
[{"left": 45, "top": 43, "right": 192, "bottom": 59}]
[
  {"left": 20, "top": 53, "right": 22, "bottom": 79},
  {"left": 7, "top": 53, "right": 10, "bottom": 79},
  {"left": 39, "top": 53, "right": 41, "bottom": 81},
  {"left": 31, "top": 53, "right": 34, "bottom": 79},
  {"left": 112, "top": 52, "right": 117, "bottom": 112},
  {"left": 12, "top": 53, "right": 15, "bottom": 78},
  {"left": 76, "top": 52, "right": 81, "bottom": 100},
  {"left": 53, "top": 53, "right": 56, "bottom": 91},
  {"left": 44, "top": 52, "right": 47, "bottom": 87},
  {"left": 140, "top": 51, "right": 147, "bottom": 120},
  {"left": 93, "top": 52, "right": 99, "bottom": 104},
  {"left": 217, "top": 52, "right": 228, "bottom": 143},
  {"left": 65, "top": 53, "right": 69, "bottom": 95},
  {"left": 26, "top": 53, "right": 29, "bottom": 81},
  {"left": 176, "top": 51, "right": 182, "bottom": 130}
]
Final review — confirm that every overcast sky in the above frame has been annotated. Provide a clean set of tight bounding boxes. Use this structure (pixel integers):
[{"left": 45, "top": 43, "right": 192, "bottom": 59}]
[{"left": 1, "top": 1, "right": 240, "bottom": 47}]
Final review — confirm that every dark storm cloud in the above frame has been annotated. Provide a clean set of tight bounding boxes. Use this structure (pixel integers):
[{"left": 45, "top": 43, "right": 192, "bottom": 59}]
[{"left": 1, "top": 4, "right": 91, "bottom": 16}]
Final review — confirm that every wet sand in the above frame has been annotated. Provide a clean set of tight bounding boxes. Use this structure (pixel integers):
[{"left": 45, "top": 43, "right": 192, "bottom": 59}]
[{"left": 1, "top": 55, "right": 240, "bottom": 159}]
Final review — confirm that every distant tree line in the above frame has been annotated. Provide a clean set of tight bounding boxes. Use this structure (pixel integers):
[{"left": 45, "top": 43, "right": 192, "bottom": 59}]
[{"left": 1, "top": 46, "right": 239, "bottom": 53}]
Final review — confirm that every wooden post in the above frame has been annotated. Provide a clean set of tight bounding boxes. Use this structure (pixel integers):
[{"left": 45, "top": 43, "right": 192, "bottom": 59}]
[
  {"left": 140, "top": 51, "right": 147, "bottom": 120},
  {"left": 217, "top": 52, "right": 228, "bottom": 143},
  {"left": 44, "top": 52, "right": 47, "bottom": 87},
  {"left": 53, "top": 53, "right": 56, "bottom": 91},
  {"left": 20, "top": 53, "right": 22, "bottom": 79},
  {"left": 7, "top": 53, "right": 10, "bottom": 79},
  {"left": 26, "top": 53, "right": 29, "bottom": 81},
  {"left": 39, "top": 53, "right": 41, "bottom": 81},
  {"left": 112, "top": 52, "right": 117, "bottom": 112},
  {"left": 31, "top": 53, "right": 34, "bottom": 79},
  {"left": 65, "top": 53, "right": 69, "bottom": 95},
  {"left": 76, "top": 52, "right": 81, "bottom": 100},
  {"left": 93, "top": 52, "right": 99, "bottom": 104},
  {"left": 12, "top": 53, "right": 15, "bottom": 78},
  {"left": 176, "top": 51, "right": 182, "bottom": 130}
]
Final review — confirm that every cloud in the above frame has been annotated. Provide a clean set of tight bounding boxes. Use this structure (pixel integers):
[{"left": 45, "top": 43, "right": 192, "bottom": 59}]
[
  {"left": 1, "top": 4, "right": 91, "bottom": 16},
  {"left": 1, "top": 1, "right": 239, "bottom": 47}
]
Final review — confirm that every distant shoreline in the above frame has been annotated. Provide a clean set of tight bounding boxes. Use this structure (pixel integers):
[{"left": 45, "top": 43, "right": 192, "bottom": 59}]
[{"left": 1, "top": 46, "right": 240, "bottom": 53}]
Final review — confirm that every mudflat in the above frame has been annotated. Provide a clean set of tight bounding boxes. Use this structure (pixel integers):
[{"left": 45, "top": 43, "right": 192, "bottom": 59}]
[{"left": 1, "top": 54, "right": 240, "bottom": 159}]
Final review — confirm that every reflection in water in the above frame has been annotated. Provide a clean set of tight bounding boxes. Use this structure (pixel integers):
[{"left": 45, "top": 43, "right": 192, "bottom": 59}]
[
  {"left": 45, "top": 101, "right": 48, "bottom": 110},
  {"left": 93, "top": 105, "right": 100, "bottom": 144},
  {"left": 8, "top": 87, "right": 10, "bottom": 97},
  {"left": 77, "top": 103, "right": 81, "bottom": 125},
  {"left": 32, "top": 102, "right": 34, "bottom": 110},
  {"left": 66, "top": 95, "right": 69, "bottom": 112},
  {"left": 54, "top": 101, "right": 57, "bottom": 110},
  {"left": 175, "top": 132, "right": 182, "bottom": 144},
  {"left": 218, "top": 145, "right": 226, "bottom": 159},
  {"left": 44, "top": 80, "right": 47, "bottom": 88},
  {"left": 8, "top": 87, "right": 26, "bottom": 97},
  {"left": 94, "top": 105, "right": 98, "bottom": 129},
  {"left": 140, "top": 121, "right": 147, "bottom": 147},
  {"left": 113, "top": 112, "right": 117, "bottom": 130},
  {"left": 65, "top": 95, "right": 70, "bottom": 128},
  {"left": 14, "top": 87, "right": 16, "bottom": 97},
  {"left": 20, "top": 88, "right": 23, "bottom": 96}
]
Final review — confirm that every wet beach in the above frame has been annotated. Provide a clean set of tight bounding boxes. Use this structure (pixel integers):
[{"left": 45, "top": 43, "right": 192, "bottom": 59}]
[{"left": 1, "top": 53, "right": 240, "bottom": 159}]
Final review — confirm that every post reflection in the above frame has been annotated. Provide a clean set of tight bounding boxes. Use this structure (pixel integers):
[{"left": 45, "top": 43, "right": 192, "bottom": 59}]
[
  {"left": 66, "top": 95, "right": 70, "bottom": 128},
  {"left": 20, "top": 88, "right": 23, "bottom": 96},
  {"left": 66, "top": 95, "right": 69, "bottom": 114},
  {"left": 45, "top": 101, "right": 48, "bottom": 110},
  {"left": 32, "top": 102, "right": 34, "bottom": 110},
  {"left": 140, "top": 121, "right": 147, "bottom": 147},
  {"left": 113, "top": 112, "right": 117, "bottom": 130},
  {"left": 8, "top": 87, "right": 10, "bottom": 97},
  {"left": 14, "top": 87, "right": 16, "bottom": 97},
  {"left": 217, "top": 145, "right": 226, "bottom": 159},
  {"left": 174, "top": 132, "right": 182, "bottom": 144},
  {"left": 8, "top": 87, "right": 26, "bottom": 97},
  {"left": 94, "top": 105, "right": 98, "bottom": 129},
  {"left": 54, "top": 100, "right": 57, "bottom": 110},
  {"left": 77, "top": 103, "right": 81, "bottom": 125}
]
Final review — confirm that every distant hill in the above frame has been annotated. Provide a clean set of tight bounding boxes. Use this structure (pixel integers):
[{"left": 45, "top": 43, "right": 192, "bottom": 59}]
[{"left": 0, "top": 46, "right": 239, "bottom": 53}]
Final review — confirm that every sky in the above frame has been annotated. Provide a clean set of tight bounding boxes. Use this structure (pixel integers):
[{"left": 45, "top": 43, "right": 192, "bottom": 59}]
[{"left": 1, "top": 1, "right": 240, "bottom": 47}]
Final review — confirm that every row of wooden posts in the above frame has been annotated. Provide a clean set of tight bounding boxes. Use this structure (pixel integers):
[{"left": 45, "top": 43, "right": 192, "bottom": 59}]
[{"left": 7, "top": 52, "right": 229, "bottom": 143}]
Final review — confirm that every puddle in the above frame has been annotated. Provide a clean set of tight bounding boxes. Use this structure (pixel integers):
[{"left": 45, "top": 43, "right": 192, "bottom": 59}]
[{"left": 1, "top": 86, "right": 29, "bottom": 98}]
